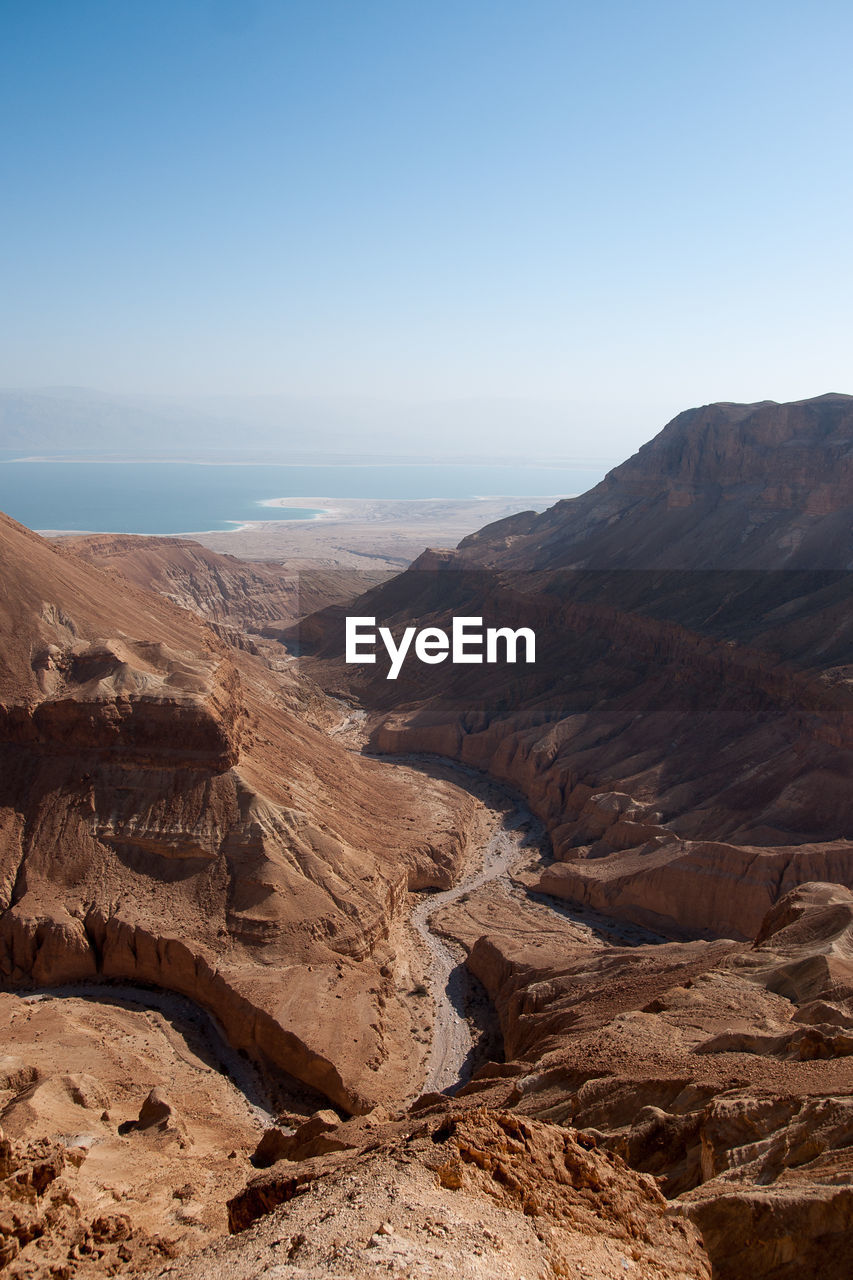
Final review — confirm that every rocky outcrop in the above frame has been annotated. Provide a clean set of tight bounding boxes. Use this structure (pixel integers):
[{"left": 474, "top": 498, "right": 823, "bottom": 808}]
[
  {"left": 677, "top": 1185, "right": 853, "bottom": 1280},
  {"left": 426, "top": 883, "right": 853, "bottom": 1278},
  {"left": 220, "top": 1105, "right": 711, "bottom": 1280},
  {"left": 535, "top": 840, "right": 853, "bottom": 942}
]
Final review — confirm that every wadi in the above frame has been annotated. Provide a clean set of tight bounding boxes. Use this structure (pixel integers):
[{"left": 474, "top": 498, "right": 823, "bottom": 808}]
[{"left": 0, "top": 394, "right": 851, "bottom": 1279}]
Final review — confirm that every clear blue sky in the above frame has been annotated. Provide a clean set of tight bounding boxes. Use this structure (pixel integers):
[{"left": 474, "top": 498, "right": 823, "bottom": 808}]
[{"left": 2, "top": 0, "right": 852, "bottom": 455}]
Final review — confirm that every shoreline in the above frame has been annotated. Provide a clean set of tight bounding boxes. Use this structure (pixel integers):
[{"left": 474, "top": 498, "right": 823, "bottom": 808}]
[
  {"left": 40, "top": 494, "right": 566, "bottom": 569},
  {"left": 39, "top": 494, "right": 567, "bottom": 542}
]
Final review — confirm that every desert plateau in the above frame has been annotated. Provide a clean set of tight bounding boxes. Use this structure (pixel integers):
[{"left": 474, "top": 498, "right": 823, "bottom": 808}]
[{"left": 0, "top": 394, "right": 847, "bottom": 1278}]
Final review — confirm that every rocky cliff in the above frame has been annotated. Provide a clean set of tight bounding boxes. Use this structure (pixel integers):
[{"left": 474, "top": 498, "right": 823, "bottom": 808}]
[
  {"left": 457, "top": 392, "right": 853, "bottom": 570},
  {"left": 427, "top": 880, "right": 853, "bottom": 1279}
]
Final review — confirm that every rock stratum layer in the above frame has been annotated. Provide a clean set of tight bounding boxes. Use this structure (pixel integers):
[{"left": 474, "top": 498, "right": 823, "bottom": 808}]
[
  {"left": 60, "top": 533, "right": 386, "bottom": 645},
  {"left": 0, "top": 512, "right": 475, "bottom": 1117},
  {"left": 457, "top": 392, "right": 853, "bottom": 570}
]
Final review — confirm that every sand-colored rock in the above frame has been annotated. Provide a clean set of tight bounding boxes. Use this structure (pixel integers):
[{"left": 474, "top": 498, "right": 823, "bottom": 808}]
[
  {"left": 423, "top": 880, "right": 853, "bottom": 1276},
  {"left": 183, "top": 1106, "right": 710, "bottom": 1280},
  {"left": 60, "top": 533, "right": 389, "bottom": 641},
  {"left": 677, "top": 1185, "right": 853, "bottom": 1280},
  {"left": 0, "top": 511, "right": 477, "bottom": 1115},
  {"left": 0, "top": 987, "right": 270, "bottom": 1275}
]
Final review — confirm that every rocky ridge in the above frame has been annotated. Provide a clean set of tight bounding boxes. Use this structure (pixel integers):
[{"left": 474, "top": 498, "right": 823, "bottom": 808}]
[
  {"left": 147, "top": 1106, "right": 711, "bottom": 1280},
  {"left": 457, "top": 393, "right": 853, "bottom": 570},
  {"left": 60, "top": 533, "right": 386, "bottom": 648}
]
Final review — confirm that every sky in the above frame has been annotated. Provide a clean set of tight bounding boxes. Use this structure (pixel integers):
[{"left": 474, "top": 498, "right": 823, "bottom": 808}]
[{"left": 2, "top": 0, "right": 852, "bottom": 458}]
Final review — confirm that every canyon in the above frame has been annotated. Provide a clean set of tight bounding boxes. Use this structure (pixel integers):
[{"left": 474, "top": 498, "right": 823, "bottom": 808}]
[{"left": 0, "top": 393, "right": 851, "bottom": 1277}]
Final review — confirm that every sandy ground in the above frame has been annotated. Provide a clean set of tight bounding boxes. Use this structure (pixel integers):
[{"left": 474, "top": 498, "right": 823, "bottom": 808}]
[
  {"left": 156, "top": 496, "right": 564, "bottom": 568},
  {"left": 0, "top": 986, "right": 268, "bottom": 1270}
]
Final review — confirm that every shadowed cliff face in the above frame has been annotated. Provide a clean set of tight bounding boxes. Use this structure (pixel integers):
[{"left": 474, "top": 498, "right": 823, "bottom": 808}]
[{"left": 0, "top": 513, "right": 476, "bottom": 1114}]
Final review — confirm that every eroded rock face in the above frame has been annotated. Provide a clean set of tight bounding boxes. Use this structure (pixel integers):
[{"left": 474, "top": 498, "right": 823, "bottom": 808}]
[
  {"left": 677, "top": 1185, "right": 853, "bottom": 1280},
  {"left": 60, "top": 533, "right": 386, "bottom": 642},
  {"left": 0, "top": 512, "right": 476, "bottom": 1115},
  {"left": 330, "top": 572, "right": 853, "bottom": 941},
  {"left": 212, "top": 1106, "right": 711, "bottom": 1280},
  {"left": 456, "top": 393, "right": 853, "bottom": 570},
  {"left": 424, "top": 882, "right": 853, "bottom": 1277}
]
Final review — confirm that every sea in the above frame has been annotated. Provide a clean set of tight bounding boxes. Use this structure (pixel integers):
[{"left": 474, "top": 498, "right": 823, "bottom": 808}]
[{"left": 0, "top": 454, "right": 608, "bottom": 535}]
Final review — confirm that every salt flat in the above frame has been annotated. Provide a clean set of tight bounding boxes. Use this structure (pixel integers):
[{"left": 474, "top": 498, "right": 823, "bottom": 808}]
[{"left": 185, "top": 495, "right": 563, "bottom": 569}]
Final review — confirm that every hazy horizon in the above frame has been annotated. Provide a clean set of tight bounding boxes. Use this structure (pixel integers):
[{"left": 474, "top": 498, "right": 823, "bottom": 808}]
[
  {"left": 3, "top": 2, "right": 852, "bottom": 462},
  {"left": 0, "top": 383, "right": 659, "bottom": 462},
  {"left": 2, "top": 384, "right": 850, "bottom": 468}
]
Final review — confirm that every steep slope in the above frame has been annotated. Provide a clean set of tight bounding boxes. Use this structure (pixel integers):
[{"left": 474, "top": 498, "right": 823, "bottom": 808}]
[
  {"left": 457, "top": 393, "right": 853, "bottom": 569},
  {"left": 0, "top": 512, "right": 476, "bottom": 1115},
  {"left": 59, "top": 533, "right": 385, "bottom": 642}
]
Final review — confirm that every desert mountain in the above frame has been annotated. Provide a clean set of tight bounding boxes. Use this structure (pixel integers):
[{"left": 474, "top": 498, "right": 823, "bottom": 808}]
[
  {"left": 3, "top": 395, "right": 853, "bottom": 1277},
  {"left": 275, "top": 394, "right": 853, "bottom": 1276},
  {"left": 457, "top": 393, "right": 853, "bottom": 569},
  {"left": 301, "top": 395, "right": 853, "bottom": 941}
]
